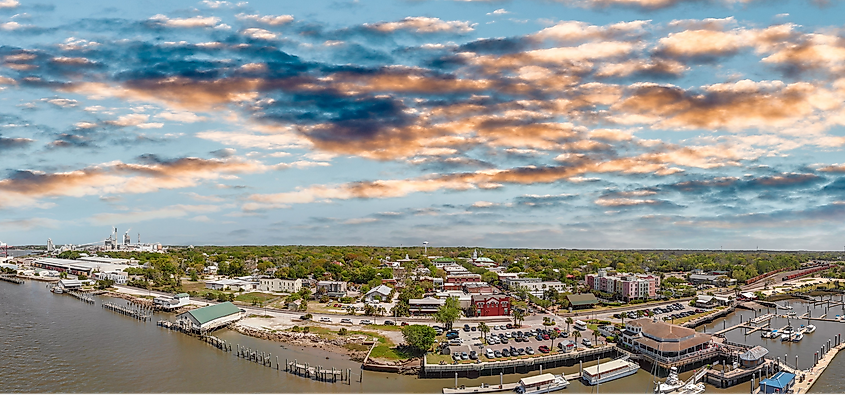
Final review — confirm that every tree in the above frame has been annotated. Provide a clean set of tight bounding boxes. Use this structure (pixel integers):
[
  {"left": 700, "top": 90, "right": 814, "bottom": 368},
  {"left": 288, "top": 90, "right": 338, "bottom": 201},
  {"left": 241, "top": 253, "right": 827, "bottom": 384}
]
[
  {"left": 549, "top": 329, "right": 559, "bottom": 351},
  {"left": 565, "top": 317, "right": 573, "bottom": 333},
  {"left": 401, "top": 324, "right": 437, "bottom": 352},
  {"left": 433, "top": 297, "right": 461, "bottom": 330},
  {"left": 478, "top": 322, "right": 490, "bottom": 343},
  {"left": 481, "top": 271, "right": 499, "bottom": 285},
  {"left": 512, "top": 302, "right": 526, "bottom": 327},
  {"left": 572, "top": 330, "right": 581, "bottom": 348}
]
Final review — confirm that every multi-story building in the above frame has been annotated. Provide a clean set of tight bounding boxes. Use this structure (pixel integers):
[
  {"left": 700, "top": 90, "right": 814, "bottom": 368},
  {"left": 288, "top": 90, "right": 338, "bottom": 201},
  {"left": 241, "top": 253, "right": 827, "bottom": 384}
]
[
  {"left": 316, "top": 281, "right": 347, "bottom": 298},
  {"left": 502, "top": 277, "right": 541, "bottom": 290},
  {"left": 471, "top": 294, "right": 511, "bottom": 317},
  {"left": 258, "top": 277, "right": 303, "bottom": 293},
  {"left": 445, "top": 274, "right": 482, "bottom": 284},
  {"left": 585, "top": 269, "right": 656, "bottom": 301},
  {"left": 408, "top": 297, "right": 445, "bottom": 315},
  {"left": 620, "top": 318, "right": 714, "bottom": 363},
  {"left": 511, "top": 281, "right": 568, "bottom": 299}
]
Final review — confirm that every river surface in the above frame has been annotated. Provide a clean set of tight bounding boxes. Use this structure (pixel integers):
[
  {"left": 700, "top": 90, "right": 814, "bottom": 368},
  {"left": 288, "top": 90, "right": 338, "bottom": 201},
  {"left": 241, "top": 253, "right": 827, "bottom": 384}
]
[{"left": 2, "top": 280, "right": 844, "bottom": 393}]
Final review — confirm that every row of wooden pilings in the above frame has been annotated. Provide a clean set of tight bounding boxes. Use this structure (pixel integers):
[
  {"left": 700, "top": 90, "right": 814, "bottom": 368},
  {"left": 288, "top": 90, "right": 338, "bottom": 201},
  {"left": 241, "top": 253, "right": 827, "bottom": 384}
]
[
  {"left": 67, "top": 291, "right": 95, "bottom": 304},
  {"left": 234, "top": 344, "right": 359, "bottom": 385},
  {"left": 103, "top": 302, "right": 152, "bottom": 321},
  {"left": 203, "top": 335, "right": 232, "bottom": 352},
  {"left": 0, "top": 275, "right": 24, "bottom": 284}
]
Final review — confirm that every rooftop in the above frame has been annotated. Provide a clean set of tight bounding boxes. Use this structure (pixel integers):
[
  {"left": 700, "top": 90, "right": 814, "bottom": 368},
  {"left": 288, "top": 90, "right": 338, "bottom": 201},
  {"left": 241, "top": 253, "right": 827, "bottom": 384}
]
[
  {"left": 629, "top": 318, "right": 698, "bottom": 341},
  {"left": 740, "top": 346, "right": 769, "bottom": 361},
  {"left": 567, "top": 293, "right": 599, "bottom": 306},
  {"left": 760, "top": 372, "right": 795, "bottom": 390},
  {"left": 184, "top": 302, "right": 241, "bottom": 325}
]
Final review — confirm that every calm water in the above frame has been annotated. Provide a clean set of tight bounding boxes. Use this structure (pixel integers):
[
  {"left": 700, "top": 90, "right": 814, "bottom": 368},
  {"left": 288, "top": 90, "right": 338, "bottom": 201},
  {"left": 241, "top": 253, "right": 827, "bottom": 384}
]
[{"left": 1, "top": 280, "right": 841, "bottom": 393}]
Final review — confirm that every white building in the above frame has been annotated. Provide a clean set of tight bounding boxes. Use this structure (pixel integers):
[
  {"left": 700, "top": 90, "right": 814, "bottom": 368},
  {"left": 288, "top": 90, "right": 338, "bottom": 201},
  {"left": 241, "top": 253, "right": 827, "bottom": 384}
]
[
  {"left": 94, "top": 271, "right": 128, "bottom": 284},
  {"left": 205, "top": 279, "right": 257, "bottom": 292},
  {"left": 154, "top": 293, "right": 191, "bottom": 309},
  {"left": 258, "top": 278, "right": 302, "bottom": 293},
  {"left": 363, "top": 284, "right": 393, "bottom": 302}
]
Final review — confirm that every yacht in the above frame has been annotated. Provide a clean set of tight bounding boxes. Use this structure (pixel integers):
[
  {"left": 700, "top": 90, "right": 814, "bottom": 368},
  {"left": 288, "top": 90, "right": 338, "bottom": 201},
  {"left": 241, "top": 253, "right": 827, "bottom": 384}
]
[
  {"left": 791, "top": 332, "right": 804, "bottom": 342},
  {"left": 806, "top": 324, "right": 817, "bottom": 333},
  {"left": 780, "top": 326, "right": 793, "bottom": 341},
  {"left": 514, "top": 373, "right": 569, "bottom": 394},
  {"left": 582, "top": 359, "right": 640, "bottom": 385},
  {"left": 656, "top": 367, "right": 683, "bottom": 393}
]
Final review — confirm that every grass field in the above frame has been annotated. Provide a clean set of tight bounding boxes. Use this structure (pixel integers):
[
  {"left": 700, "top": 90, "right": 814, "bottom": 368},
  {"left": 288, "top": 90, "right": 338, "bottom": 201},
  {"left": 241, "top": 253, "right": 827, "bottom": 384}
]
[
  {"left": 234, "top": 292, "right": 277, "bottom": 305},
  {"left": 180, "top": 281, "right": 208, "bottom": 294}
]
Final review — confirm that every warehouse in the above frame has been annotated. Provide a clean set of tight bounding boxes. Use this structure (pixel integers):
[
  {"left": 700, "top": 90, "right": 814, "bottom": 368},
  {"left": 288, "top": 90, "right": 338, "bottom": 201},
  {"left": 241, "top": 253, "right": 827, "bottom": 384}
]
[{"left": 176, "top": 302, "right": 244, "bottom": 332}]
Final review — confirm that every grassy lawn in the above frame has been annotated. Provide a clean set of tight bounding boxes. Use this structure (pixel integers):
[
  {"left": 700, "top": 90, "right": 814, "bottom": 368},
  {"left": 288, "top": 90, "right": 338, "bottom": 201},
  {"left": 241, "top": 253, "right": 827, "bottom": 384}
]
[
  {"left": 234, "top": 292, "right": 277, "bottom": 305},
  {"left": 364, "top": 324, "right": 402, "bottom": 331},
  {"left": 180, "top": 281, "right": 208, "bottom": 294}
]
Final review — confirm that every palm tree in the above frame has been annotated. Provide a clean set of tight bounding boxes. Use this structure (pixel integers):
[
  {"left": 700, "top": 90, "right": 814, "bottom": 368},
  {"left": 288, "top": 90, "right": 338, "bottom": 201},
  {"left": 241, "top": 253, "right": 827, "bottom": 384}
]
[
  {"left": 550, "top": 329, "right": 559, "bottom": 352},
  {"left": 565, "top": 317, "right": 573, "bottom": 333},
  {"left": 512, "top": 308, "right": 525, "bottom": 327},
  {"left": 572, "top": 330, "right": 581, "bottom": 349},
  {"left": 592, "top": 329, "right": 599, "bottom": 347},
  {"left": 478, "top": 322, "right": 490, "bottom": 344}
]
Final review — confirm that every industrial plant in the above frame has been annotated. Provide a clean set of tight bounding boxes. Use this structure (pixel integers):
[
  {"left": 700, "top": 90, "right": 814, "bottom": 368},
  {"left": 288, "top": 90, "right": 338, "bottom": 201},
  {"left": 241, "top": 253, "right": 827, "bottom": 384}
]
[{"left": 46, "top": 226, "right": 165, "bottom": 255}]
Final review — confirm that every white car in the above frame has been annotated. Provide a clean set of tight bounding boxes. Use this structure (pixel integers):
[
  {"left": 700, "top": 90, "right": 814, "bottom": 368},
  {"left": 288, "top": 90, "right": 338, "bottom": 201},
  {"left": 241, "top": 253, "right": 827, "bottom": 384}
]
[
  {"left": 320, "top": 317, "right": 332, "bottom": 323},
  {"left": 485, "top": 348, "right": 495, "bottom": 359},
  {"left": 359, "top": 319, "right": 372, "bottom": 325}
]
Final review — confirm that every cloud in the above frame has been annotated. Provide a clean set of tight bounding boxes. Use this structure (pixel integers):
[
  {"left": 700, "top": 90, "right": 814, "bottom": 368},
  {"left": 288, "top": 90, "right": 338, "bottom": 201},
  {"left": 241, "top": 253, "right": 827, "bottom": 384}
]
[
  {"left": 196, "top": 130, "right": 309, "bottom": 150},
  {"left": 0, "top": 0, "right": 19, "bottom": 8},
  {"left": 0, "top": 217, "right": 60, "bottom": 230},
  {"left": 88, "top": 204, "right": 220, "bottom": 225},
  {"left": 156, "top": 111, "right": 207, "bottom": 123},
  {"left": 0, "top": 136, "right": 34, "bottom": 151},
  {"left": 236, "top": 13, "right": 294, "bottom": 26},
  {"left": 0, "top": 157, "right": 277, "bottom": 209},
  {"left": 105, "top": 114, "right": 163, "bottom": 129},
  {"left": 364, "top": 17, "right": 475, "bottom": 34},
  {"left": 241, "top": 28, "right": 277, "bottom": 40},
  {"left": 147, "top": 14, "right": 222, "bottom": 28}
]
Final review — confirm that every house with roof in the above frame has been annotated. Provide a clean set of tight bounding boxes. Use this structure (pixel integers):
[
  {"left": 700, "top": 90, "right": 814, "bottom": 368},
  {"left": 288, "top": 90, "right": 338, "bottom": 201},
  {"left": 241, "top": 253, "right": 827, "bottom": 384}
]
[
  {"left": 154, "top": 293, "right": 191, "bottom": 309},
  {"left": 58, "top": 279, "right": 82, "bottom": 290},
  {"left": 695, "top": 295, "right": 732, "bottom": 308},
  {"left": 176, "top": 302, "right": 244, "bottom": 332},
  {"left": 620, "top": 318, "right": 714, "bottom": 362},
  {"left": 759, "top": 371, "right": 795, "bottom": 394},
  {"left": 316, "top": 281, "right": 347, "bottom": 298},
  {"left": 566, "top": 293, "right": 599, "bottom": 309},
  {"left": 363, "top": 284, "right": 393, "bottom": 302},
  {"left": 408, "top": 297, "right": 445, "bottom": 315},
  {"left": 739, "top": 346, "right": 768, "bottom": 368}
]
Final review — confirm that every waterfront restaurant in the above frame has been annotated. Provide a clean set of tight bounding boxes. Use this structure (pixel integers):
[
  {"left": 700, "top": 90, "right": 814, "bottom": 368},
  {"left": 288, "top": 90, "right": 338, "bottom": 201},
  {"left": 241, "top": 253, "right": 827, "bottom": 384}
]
[{"left": 620, "top": 318, "right": 714, "bottom": 363}]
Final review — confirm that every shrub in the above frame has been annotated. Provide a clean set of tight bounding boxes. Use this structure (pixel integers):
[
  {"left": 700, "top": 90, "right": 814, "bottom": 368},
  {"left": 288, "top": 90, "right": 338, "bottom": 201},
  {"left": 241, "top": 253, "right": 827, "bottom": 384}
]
[{"left": 338, "top": 328, "right": 348, "bottom": 335}]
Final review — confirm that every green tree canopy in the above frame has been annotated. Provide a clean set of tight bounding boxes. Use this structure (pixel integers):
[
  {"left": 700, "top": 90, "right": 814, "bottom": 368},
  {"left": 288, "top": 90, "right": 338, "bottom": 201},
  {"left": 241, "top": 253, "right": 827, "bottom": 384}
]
[
  {"left": 433, "top": 297, "right": 461, "bottom": 329},
  {"left": 401, "top": 324, "right": 437, "bottom": 352}
]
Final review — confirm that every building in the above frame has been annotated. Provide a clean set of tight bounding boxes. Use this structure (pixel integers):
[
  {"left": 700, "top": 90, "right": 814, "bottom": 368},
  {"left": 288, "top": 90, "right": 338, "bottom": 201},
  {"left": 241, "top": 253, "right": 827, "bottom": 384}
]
[
  {"left": 463, "top": 282, "right": 495, "bottom": 294},
  {"left": 316, "top": 281, "right": 347, "bottom": 298},
  {"left": 363, "top": 285, "right": 392, "bottom": 302},
  {"left": 176, "top": 302, "right": 243, "bottom": 332},
  {"left": 432, "top": 257, "right": 457, "bottom": 268},
  {"left": 512, "top": 281, "right": 567, "bottom": 299},
  {"left": 32, "top": 257, "right": 140, "bottom": 277},
  {"left": 585, "top": 269, "right": 657, "bottom": 300},
  {"left": 620, "top": 318, "right": 714, "bottom": 362},
  {"left": 566, "top": 293, "right": 599, "bottom": 309},
  {"left": 471, "top": 294, "right": 511, "bottom": 317},
  {"left": 77, "top": 256, "right": 133, "bottom": 265},
  {"left": 443, "top": 266, "right": 471, "bottom": 276},
  {"left": 496, "top": 272, "right": 520, "bottom": 282},
  {"left": 93, "top": 271, "right": 128, "bottom": 284},
  {"left": 435, "top": 292, "right": 472, "bottom": 309},
  {"left": 695, "top": 295, "right": 731, "bottom": 308},
  {"left": 739, "top": 346, "right": 768, "bottom": 368},
  {"left": 443, "top": 282, "right": 462, "bottom": 291},
  {"left": 408, "top": 297, "right": 445, "bottom": 315},
  {"left": 503, "top": 277, "right": 541, "bottom": 290},
  {"left": 688, "top": 273, "right": 736, "bottom": 287},
  {"left": 759, "top": 372, "right": 795, "bottom": 394},
  {"left": 58, "top": 279, "right": 82, "bottom": 290},
  {"left": 446, "top": 274, "right": 482, "bottom": 284},
  {"left": 205, "top": 279, "right": 257, "bottom": 292},
  {"left": 258, "top": 278, "right": 302, "bottom": 293},
  {"left": 154, "top": 293, "right": 191, "bottom": 309}
]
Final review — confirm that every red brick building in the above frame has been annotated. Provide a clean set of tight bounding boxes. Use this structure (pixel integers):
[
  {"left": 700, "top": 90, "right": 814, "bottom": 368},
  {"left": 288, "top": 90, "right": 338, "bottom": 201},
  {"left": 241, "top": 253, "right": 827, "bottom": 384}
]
[
  {"left": 446, "top": 274, "right": 482, "bottom": 284},
  {"left": 471, "top": 294, "right": 511, "bottom": 317}
]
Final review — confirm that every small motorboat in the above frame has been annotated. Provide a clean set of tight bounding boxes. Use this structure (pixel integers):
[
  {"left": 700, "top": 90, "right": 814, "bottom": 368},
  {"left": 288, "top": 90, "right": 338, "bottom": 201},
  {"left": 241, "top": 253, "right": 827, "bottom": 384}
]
[{"left": 806, "top": 324, "right": 817, "bottom": 333}]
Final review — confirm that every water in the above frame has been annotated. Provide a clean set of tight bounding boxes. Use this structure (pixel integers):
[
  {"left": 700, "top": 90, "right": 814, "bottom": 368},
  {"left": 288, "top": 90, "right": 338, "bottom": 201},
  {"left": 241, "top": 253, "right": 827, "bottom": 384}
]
[{"left": 2, "top": 280, "right": 842, "bottom": 393}]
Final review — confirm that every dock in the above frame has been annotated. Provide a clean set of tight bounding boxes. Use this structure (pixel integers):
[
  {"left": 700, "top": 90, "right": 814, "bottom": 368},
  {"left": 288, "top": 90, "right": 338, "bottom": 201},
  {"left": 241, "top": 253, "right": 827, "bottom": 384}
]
[
  {"left": 103, "top": 302, "right": 152, "bottom": 321},
  {"left": 441, "top": 382, "right": 519, "bottom": 394},
  {"left": 67, "top": 290, "right": 95, "bottom": 304},
  {"left": 422, "top": 345, "right": 616, "bottom": 378},
  {"left": 284, "top": 359, "right": 350, "bottom": 383},
  {"left": 0, "top": 275, "right": 24, "bottom": 284}
]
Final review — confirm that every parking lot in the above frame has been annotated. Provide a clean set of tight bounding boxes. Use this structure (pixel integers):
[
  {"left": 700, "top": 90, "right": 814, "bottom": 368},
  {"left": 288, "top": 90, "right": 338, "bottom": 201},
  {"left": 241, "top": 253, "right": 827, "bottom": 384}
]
[
  {"left": 612, "top": 302, "right": 711, "bottom": 324},
  {"left": 440, "top": 321, "right": 599, "bottom": 363}
]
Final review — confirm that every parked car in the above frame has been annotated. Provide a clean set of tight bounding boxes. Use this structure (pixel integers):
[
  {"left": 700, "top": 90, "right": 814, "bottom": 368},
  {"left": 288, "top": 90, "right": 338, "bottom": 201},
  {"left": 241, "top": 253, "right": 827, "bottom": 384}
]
[
  {"left": 506, "top": 324, "right": 513, "bottom": 329},
  {"left": 401, "top": 322, "right": 409, "bottom": 326},
  {"left": 384, "top": 320, "right": 395, "bottom": 325},
  {"left": 300, "top": 315, "right": 310, "bottom": 321},
  {"left": 453, "top": 352, "right": 461, "bottom": 361},
  {"left": 582, "top": 339, "right": 592, "bottom": 347},
  {"left": 320, "top": 317, "right": 332, "bottom": 322},
  {"left": 461, "top": 352, "right": 469, "bottom": 360},
  {"left": 469, "top": 351, "right": 477, "bottom": 359},
  {"left": 486, "top": 348, "right": 495, "bottom": 359},
  {"left": 501, "top": 338, "right": 509, "bottom": 344},
  {"left": 502, "top": 349, "right": 510, "bottom": 357},
  {"left": 340, "top": 318, "right": 352, "bottom": 324},
  {"left": 538, "top": 345, "right": 550, "bottom": 353},
  {"left": 494, "top": 350, "right": 502, "bottom": 358},
  {"left": 526, "top": 347, "right": 535, "bottom": 355}
]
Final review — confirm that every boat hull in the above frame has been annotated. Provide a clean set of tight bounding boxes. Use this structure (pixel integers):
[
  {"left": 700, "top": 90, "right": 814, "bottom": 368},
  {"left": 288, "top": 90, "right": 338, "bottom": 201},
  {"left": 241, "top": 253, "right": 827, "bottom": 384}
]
[{"left": 583, "top": 366, "right": 639, "bottom": 385}]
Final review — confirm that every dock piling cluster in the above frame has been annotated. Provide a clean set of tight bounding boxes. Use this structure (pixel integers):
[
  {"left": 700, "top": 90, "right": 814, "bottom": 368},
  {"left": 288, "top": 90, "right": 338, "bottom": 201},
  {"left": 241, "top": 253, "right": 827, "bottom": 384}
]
[
  {"left": 103, "top": 302, "right": 151, "bottom": 321},
  {"left": 67, "top": 291, "right": 95, "bottom": 304},
  {"left": 0, "top": 275, "right": 24, "bottom": 284}
]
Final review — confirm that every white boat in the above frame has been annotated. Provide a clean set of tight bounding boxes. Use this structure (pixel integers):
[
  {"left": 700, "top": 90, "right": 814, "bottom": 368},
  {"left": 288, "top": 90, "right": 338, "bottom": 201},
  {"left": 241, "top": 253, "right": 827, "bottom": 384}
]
[
  {"left": 674, "top": 382, "right": 705, "bottom": 394},
  {"left": 656, "top": 367, "right": 683, "bottom": 393},
  {"left": 806, "top": 324, "right": 816, "bottom": 333},
  {"left": 514, "top": 373, "right": 569, "bottom": 394},
  {"left": 50, "top": 286, "right": 63, "bottom": 294},
  {"left": 582, "top": 359, "right": 640, "bottom": 385},
  {"left": 780, "top": 326, "right": 793, "bottom": 341},
  {"left": 792, "top": 332, "right": 804, "bottom": 342}
]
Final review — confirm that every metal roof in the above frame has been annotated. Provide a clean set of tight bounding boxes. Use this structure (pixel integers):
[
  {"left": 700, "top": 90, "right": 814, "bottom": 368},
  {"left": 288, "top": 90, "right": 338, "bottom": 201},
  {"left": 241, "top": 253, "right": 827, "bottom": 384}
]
[
  {"left": 760, "top": 372, "right": 795, "bottom": 389},
  {"left": 174, "top": 293, "right": 189, "bottom": 298},
  {"left": 567, "top": 293, "right": 599, "bottom": 306},
  {"left": 582, "top": 359, "right": 633, "bottom": 376},
  {"left": 184, "top": 302, "right": 241, "bottom": 325},
  {"left": 740, "top": 346, "right": 769, "bottom": 361}
]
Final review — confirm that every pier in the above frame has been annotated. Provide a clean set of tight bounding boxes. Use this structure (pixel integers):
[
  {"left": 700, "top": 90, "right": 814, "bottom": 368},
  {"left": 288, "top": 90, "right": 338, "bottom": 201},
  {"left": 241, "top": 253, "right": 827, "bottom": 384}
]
[
  {"left": 103, "top": 302, "right": 152, "bottom": 321},
  {"left": 67, "top": 290, "right": 95, "bottom": 304},
  {"left": 0, "top": 275, "right": 24, "bottom": 284},
  {"left": 284, "top": 360, "right": 348, "bottom": 383},
  {"left": 421, "top": 345, "right": 617, "bottom": 378}
]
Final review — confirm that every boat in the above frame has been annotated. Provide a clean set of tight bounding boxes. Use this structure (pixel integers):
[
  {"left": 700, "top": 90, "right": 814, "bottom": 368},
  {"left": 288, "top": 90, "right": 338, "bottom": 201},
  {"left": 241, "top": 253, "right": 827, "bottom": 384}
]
[
  {"left": 674, "top": 382, "right": 705, "bottom": 394},
  {"left": 582, "top": 359, "right": 640, "bottom": 385},
  {"left": 806, "top": 324, "right": 816, "bottom": 333},
  {"left": 761, "top": 330, "right": 771, "bottom": 339},
  {"left": 514, "top": 373, "right": 569, "bottom": 394},
  {"left": 656, "top": 367, "right": 683, "bottom": 393},
  {"left": 50, "top": 286, "right": 63, "bottom": 294},
  {"left": 442, "top": 382, "right": 519, "bottom": 394},
  {"left": 792, "top": 332, "right": 804, "bottom": 342},
  {"left": 780, "top": 326, "right": 793, "bottom": 341}
]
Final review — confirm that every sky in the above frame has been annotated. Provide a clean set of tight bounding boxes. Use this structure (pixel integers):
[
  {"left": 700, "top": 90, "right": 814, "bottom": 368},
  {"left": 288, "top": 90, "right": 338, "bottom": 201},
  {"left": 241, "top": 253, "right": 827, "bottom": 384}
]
[{"left": 2, "top": 0, "right": 845, "bottom": 249}]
